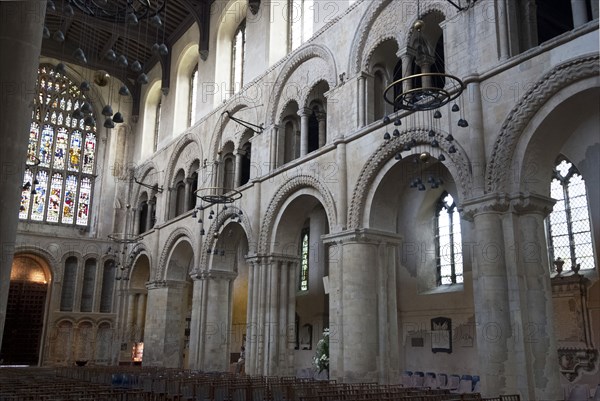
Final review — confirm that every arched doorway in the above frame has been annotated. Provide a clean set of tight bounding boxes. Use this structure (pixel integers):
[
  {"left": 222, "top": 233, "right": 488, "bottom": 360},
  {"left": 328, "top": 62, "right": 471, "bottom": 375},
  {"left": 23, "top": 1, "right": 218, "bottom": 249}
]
[{"left": 1, "top": 254, "right": 51, "bottom": 365}]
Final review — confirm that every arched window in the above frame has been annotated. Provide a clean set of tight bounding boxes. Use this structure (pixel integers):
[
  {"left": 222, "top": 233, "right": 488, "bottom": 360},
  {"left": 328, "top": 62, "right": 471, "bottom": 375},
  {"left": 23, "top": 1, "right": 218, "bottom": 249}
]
[
  {"left": 80, "top": 258, "right": 96, "bottom": 312},
  {"left": 60, "top": 256, "right": 78, "bottom": 311},
  {"left": 547, "top": 158, "right": 594, "bottom": 271},
  {"left": 436, "top": 193, "right": 463, "bottom": 285},
  {"left": 138, "top": 200, "right": 148, "bottom": 234},
  {"left": 19, "top": 65, "right": 97, "bottom": 227},
  {"left": 222, "top": 155, "right": 235, "bottom": 193},
  {"left": 99, "top": 260, "right": 115, "bottom": 313},
  {"left": 288, "top": 0, "right": 314, "bottom": 52},
  {"left": 240, "top": 142, "right": 252, "bottom": 187},
  {"left": 154, "top": 100, "right": 161, "bottom": 152},
  {"left": 231, "top": 19, "right": 246, "bottom": 91},
  {"left": 299, "top": 226, "right": 310, "bottom": 291},
  {"left": 188, "top": 64, "right": 198, "bottom": 127}
]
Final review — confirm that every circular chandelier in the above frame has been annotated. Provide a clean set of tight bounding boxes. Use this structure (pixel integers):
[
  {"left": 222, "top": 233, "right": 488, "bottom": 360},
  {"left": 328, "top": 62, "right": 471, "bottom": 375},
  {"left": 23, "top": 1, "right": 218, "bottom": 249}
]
[
  {"left": 192, "top": 187, "right": 244, "bottom": 253},
  {"left": 383, "top": 19, "right": 465, "bottom": 112}
]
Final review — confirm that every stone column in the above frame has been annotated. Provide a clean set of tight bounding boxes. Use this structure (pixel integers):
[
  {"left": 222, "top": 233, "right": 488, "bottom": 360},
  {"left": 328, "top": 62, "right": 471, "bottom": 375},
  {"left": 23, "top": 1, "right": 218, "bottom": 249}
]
[
  {"left": 298, "top": 108, "right": 310, "bottom": 157},
  {"left": 316, "top": 112, "right": 327, "bottom": 148},
  {"left": 269, "top": 125, "right": 279, "bottom": 170},
  {"left": 462, "top": 195, "right": 515, "bottom": 398},
  {"left": 400, "top": 53, "right": 413, "bottom": 93},
  {"left": 184, "top": 179, "right": 192, "bottom": 211},
  {"left": 126, "top": 292, "right": 137, "bottom": 342},
  {"left": 510, "top": 194, "right": 562, "bottom": 401},
  {"left": 143, "top": 280, "right": 189, "bottom": 367},
  {"left": 135, "top": 293, "right": 147, "bottom": 342},
  {"left": 187, "top": 273, "right": 203, "bottom": 369},
  {"left": 147, "top": 198, "right": 155, "bottom": 230},
  {"left": 234, "top": 151, "right": 243, "bottom": 188},
  {"left": 322, "top": 229, "right": 402, "bottom": 384},
  {"left": 200, "top": 269, "right": 237, "bottom": 372},
  {"left": 245, "top": 257, "right": 260, "bottom": 374},
  {"left": 497, "top": 0, "right": 510, "bottom": 60},
  {"left": 357, "top": 75, "right": 366, "bottom": 128},
  {"left": 335, "top": 139, "right": 348, "bottom": 230},
  {"left": 571, "top": 0, "right": 588, "bottom": 27},
  {"left": 467, "top": 82, "right": 486, "bottom": 195},
  {"left": 0, "top": 0, "right": 45, "bottom": 346},
  {"left": 419, "top": 61, "right": 433, "bottom": 88}
]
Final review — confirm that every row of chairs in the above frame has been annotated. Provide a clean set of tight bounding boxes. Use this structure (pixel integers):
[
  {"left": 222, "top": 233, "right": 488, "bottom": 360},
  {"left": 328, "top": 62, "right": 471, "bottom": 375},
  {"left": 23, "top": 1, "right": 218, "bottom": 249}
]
[
  {"left": 401, "top": 372, "right": 480, "bottom": 394},
  {"left": 0, "top": 366, "right": 523, "bottom": 401}
]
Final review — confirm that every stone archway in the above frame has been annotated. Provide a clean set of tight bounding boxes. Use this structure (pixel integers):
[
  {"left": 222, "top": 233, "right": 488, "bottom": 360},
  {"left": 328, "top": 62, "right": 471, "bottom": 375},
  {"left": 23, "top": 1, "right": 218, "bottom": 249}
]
[{"left": 1, "top": 254, "right": 52, "bottom": 365}]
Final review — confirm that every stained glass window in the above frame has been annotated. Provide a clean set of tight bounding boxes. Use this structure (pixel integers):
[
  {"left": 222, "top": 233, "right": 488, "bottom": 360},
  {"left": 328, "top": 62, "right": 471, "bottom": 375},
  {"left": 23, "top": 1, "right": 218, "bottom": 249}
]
[
  {"left": 436, "top": 193, "right": 463, "bottom": 285},
  {"left": 18, "top": 64, "right": 97, "bottom": 226},
  {"left": 547, "top": 159, "right": 594, "bottom": 271},
  {"left": 299, "top": 227, "right": 310, "bottom": 291}
]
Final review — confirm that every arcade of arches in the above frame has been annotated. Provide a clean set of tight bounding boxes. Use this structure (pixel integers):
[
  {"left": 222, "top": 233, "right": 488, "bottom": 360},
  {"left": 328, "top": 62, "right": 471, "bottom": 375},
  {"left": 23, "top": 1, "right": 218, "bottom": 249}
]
[{"left": 0, "top": 1, "right": 598, "bottom": 401}]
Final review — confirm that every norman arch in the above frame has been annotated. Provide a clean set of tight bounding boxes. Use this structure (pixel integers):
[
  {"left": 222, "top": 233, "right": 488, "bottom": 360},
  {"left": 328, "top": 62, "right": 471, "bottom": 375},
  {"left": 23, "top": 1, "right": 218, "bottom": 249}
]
[
  {"left": 258, "top": 174, "right": 337, "bottom": 254},
  {"left": 348, "top": 128, "right": 472, "bottom": 230},
  {"left": 486, "top": 54, "right": 599, "bottom": 194},
  {"left": 267, "top": 44, "right": 338, "bottom": 127}
]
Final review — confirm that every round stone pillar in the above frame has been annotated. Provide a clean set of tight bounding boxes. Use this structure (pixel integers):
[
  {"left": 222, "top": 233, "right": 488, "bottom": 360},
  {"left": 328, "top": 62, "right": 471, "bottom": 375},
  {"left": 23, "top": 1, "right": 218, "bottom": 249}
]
[
  {"left": 511, "top": 194, "right": 562, "bottom": 401},
  {"left": 463, "top": 195, "right": 514, "bottom": 398},
  {"left": 0, "top": 0, "right": 45, "bottom": 347},
  {"left": 323, "top": 229, "right": 402, "bottom": 384},
  {"left": 200, "top": 269, "right": 236, "bottom": 372}
]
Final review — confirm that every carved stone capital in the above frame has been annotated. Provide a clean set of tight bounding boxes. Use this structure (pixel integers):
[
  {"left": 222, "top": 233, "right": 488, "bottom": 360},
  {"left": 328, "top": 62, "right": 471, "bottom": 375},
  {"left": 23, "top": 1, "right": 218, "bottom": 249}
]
[
  {"left": 204, "top": 269, "right": 237, "bottom": 281},
  {"left": 322, "top": 228, "right": 403, "bottom": 245},
  {"left": 460, "top": 193, "right": 511, "bottom": 221},
  {"left": 510, "top": 192, "right": 556, "bottom": 217},
  {"left": 146, "top": 280, "right": 167, "bottom": 290}
]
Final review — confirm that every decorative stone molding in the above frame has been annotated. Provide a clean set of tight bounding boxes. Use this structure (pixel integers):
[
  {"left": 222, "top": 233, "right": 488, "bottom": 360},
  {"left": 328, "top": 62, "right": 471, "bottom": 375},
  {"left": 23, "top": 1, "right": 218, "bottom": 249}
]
[
  {"left": 486, "top": 55, "right": 600, "bottom": 193},
  {"left": 267, "top": 44, "right": 338, "bottom": 126},
  {"left": 156, "top": 227, "right": 194, "bottom": 280},
  {"left": 558, "top": 347, "right": 598, "bottom": 382},
  {"left": 165, "top": 134, "right": 202, "bottom": 186},
  {"left": 510, "top": 192, "right": 556, "bottom": 216},
  {"left": 13, "top": 245, "right": 60, "bottom": 274},
  {"left": 209, "top": 102, "right": 253, "bottom": 160},
  {"left": 146, "top": 279, "right": 188, "bottom": 290},
  {"left": 132, "top": 162, "right": 160, "bottom": 205},
  {"left": 347, "top": 128, "right": 472, "bottom": 229},
  {"left": 257, "top": 174, "right": 338, "bottom": 254},
  {"left": 199, "top": 269, "right": 238, "bottom": 281},
  {"left": 146, "top": 280, "right": 168, "bottom": 290},
  {"left": 198, "top": 206, "right": 254, "bottom": 271},
  {"left": 322, "top": 228, "right": 403, "bottom": 245},
  {"left": 460, "top": 193, "right": 511, "bottom": 221}
]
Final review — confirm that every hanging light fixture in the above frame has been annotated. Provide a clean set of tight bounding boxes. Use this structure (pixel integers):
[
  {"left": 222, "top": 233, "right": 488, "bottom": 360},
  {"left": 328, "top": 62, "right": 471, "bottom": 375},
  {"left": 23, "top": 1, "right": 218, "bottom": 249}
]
[
  {"left": 381, "top": 0, "right": 469, "bottom": 191},
  {"left": 192, "top": 187, "right": 244, "bottom": 257}
]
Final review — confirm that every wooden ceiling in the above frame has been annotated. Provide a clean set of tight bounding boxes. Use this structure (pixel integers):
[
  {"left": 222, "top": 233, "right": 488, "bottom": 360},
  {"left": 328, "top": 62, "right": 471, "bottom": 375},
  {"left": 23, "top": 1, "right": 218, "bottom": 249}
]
[{"left": 41, "top": 0, "right": 215, "bottom": 112}]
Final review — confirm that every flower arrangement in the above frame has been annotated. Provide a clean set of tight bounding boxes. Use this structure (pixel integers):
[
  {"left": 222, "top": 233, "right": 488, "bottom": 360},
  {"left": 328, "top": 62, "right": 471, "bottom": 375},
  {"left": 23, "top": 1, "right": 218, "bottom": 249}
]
[{"left": 313, "top": 328, "right": 329, "bottom": 373}]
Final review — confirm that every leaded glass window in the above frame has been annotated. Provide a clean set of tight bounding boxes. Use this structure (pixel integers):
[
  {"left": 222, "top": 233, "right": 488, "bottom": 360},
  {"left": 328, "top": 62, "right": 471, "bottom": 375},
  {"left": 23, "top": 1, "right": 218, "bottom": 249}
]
[
  {"left": 154, "top": 100, "right": 161, "bottom": 152},
  {"left": 547, "top": 158, "right": 594, "bottom": 271},
  {"left": 299, "top": 227, "right": 309, "bottom": 291},
  {"left": 19, "top": 65, "right": 97, "bottom": 227},
  {"left": 436, "top": 193, "right": 463, "bottom": 285}
]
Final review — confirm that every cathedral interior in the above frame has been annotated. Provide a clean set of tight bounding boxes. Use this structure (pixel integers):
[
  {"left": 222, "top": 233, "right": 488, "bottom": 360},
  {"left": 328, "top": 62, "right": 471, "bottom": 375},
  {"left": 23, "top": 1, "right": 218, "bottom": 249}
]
[{"left": 0, "top": 0, "right": 599, "bottom": 400}]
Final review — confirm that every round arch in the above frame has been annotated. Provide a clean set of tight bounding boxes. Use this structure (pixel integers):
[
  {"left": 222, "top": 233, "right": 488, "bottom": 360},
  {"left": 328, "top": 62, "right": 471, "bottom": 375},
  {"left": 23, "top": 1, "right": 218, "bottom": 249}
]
[
  {"left": 348, "top": 128, "right": 472, "bottom": 230},
  {"left": 199, "top": 205, "right": 254, "bottom": 271},
  {"left": 156, "top": 227, "right": 195, "bottom": 280},
  {"left": 267, "top": 44, "right": 338, "bottom": 126},
  {"left": 165, "top": 133, "right": 203, "bottom": 187},
  {"left": 486, "top": 54, "right": 599, "bottom": 194},
  {"left": 258, "top": 174, "right": 337, "bottom": 254}
]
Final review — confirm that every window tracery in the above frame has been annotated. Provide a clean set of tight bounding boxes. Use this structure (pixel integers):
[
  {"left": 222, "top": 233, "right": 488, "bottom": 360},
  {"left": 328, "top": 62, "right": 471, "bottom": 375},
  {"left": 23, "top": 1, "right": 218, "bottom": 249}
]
[{"left": 19, "top": 65, "right": 97, "bottom": 227}]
